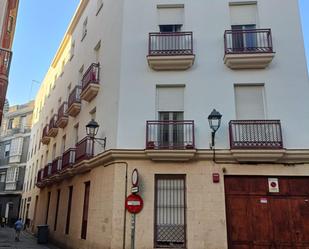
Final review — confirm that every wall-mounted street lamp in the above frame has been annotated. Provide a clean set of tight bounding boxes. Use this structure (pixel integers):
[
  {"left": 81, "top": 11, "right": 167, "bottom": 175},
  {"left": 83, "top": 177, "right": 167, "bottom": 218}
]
[
  {"left": 86, "top": 119, "right": 107, "bottom": 150},
  {"left": 208, "top": 109, "right": 222, "bottom": 161}
]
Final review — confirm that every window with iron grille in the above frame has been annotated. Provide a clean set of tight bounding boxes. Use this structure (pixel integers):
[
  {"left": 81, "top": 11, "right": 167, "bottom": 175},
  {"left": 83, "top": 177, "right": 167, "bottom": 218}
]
[{"left": 155, "top": 174, "right": 186, "bottom": 248}]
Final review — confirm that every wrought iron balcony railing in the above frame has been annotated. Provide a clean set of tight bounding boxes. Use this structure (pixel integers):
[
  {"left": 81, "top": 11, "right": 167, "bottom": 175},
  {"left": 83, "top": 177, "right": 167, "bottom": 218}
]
[
  {"left": 37, "top": 169, "right": 43, "bottom": 183},
  {"left": 68, "top": 86, "right": 82, "bottom": 109},
  {"left": 49, "top": 114, "right": 58, "bottom": 130},
  {"left": 51, "top": 157, "right": 62, "bottom": 175},
  {"left": 57, "top": 102, "right": 68, "bottom": 120},
  {"left": 75, "top": 136, "right": 94, "bottom": 163},
  {"left": 224, "top": 29, "right": 273, "bottom": 54},
  {"left": 62, "top": 148, "right": 76, "bottom": 170},
  {"left": 82, "top": 63, "right": 100, "bottom": 91},
  {"left": 42, "top": 125, "right": 49, "bottom": 139},
  {"left": 148, "top": 32, "right": 194, "bottom": 56},
  {"left": 229, "top": 120, "right": 283, "bottom": 149},
  {"left": 146, "top": 120, "right": 195, "bottom": 150}
]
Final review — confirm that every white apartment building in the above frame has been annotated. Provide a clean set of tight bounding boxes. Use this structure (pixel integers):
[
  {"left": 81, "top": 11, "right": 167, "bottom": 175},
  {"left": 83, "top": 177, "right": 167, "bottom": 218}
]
[{"left": 22, "top": 1, "right": 309, "bottom": 249}]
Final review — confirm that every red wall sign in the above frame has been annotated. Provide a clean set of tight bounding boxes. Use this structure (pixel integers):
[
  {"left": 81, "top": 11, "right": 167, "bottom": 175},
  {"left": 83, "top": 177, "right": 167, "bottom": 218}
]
[{"left": 125, "top": 194, "right": 144, "bottom": 214}]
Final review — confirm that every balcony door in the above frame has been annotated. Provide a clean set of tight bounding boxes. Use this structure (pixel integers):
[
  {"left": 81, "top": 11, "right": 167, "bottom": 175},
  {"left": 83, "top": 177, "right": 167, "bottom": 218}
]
[
  {"left": 159, "top": 112, "right": 184, "bottom": 149},
  {"left": 231, "top": 25, "right": 257, "bottom": 52}
]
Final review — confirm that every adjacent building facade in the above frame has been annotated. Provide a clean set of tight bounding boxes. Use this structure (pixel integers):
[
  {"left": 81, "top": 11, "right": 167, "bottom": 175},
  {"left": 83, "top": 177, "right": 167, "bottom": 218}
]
[
  {"left": 22, "top": 1, "right": 309, "bottom": 249},
  {"left": 0, "top": 100, "right": 33, "bottom": 226},
  {"left": 0, "top": 0, "right": 19, "bottom": 125}
]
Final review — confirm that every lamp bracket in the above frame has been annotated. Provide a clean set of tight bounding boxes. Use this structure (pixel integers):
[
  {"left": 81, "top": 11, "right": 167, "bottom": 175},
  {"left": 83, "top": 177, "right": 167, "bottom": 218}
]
[{"left": 93, "top": 137, "right": 107, "bottom": 150}]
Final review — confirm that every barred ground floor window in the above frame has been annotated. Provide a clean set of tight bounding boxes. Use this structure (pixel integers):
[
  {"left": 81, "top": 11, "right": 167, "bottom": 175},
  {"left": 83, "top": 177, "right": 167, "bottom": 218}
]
[{"left": 155, "top": 174, "right": 186, "bottom": 248}]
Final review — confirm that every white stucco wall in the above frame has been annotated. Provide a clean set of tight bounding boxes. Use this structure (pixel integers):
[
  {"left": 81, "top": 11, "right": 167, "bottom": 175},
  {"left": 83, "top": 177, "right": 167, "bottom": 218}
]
[{"left": 116, "top": 0, "right": 309, "bottom": 149}]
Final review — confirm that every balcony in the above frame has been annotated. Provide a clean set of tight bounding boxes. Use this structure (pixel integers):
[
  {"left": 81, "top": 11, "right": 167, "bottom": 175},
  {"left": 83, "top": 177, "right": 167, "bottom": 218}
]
[
  {"left": 51, "top": 157, "right": 62, "bottom": 175},
  {"left": 56, "top": 102, "right": 69, "bottom": 128},
  {"left": 41, "top": 125, "right": 50, "bottom": 145},
  {"left": 81, "top": 63, "right": 100, "bottom": 102},
  {"left": 229, "top": 120, "right": 284, "bottom": 162},
  {"left": 75, "top": 136, "right": 94, "bottom": 163},
  {"left": 146, "top": 120, "right": 195, "bottom": 150},
  {"left": 37, "top": 169, "right": 43, "bottom": 184},
  {"left": 48, "top": 114, "right": 58, "bottom": 137},
  {"left": 43, "top": 163, "right": 52, "bottom": 179},
  {"left": 62, "top": 148, "right": 76, "bottom": 170},
  {"left": 0, "top": 48, "right": 12, "bottom": 76},
  {"left": 67, "top": 86, "right": 82, "bottom": 117},
  {"left": 147, "top": 32, "right": 195, "bottom": 70},
  {"left": 224, "top": 29, "right": 275, "bottom": 69}
]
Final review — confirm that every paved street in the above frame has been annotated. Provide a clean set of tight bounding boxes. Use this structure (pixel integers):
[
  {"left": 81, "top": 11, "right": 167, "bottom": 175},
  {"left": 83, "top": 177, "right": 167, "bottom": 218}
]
[{"left": 0, "top": 227, "right": 61, "bottom": 249}]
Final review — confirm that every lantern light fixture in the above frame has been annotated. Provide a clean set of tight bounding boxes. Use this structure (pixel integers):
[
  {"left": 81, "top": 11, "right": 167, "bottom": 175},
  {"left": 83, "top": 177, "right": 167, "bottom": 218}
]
[{"left": 86, "top": 119, "right": 107, "bottom": 150}]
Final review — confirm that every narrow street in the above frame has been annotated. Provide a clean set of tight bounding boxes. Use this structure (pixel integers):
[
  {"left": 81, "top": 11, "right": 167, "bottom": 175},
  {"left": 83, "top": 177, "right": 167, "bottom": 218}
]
[{"left": 0, "top": 227, "right": 61, "bottom": 249}]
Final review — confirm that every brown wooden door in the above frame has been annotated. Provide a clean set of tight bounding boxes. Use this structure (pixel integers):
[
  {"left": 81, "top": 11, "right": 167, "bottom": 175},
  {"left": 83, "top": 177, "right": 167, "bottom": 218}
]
[
  {"left": 290, "top": 197, "right": 309, "bottom": 249},
  {"left": 225, "top": 176, "right": 309, "bottom": 249}
]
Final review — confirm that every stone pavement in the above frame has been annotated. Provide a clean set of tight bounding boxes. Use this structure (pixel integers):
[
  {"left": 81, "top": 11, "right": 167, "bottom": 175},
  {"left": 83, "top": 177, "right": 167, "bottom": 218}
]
[{"left": 0, "top": 226, "right": 62, "bottom": 249}]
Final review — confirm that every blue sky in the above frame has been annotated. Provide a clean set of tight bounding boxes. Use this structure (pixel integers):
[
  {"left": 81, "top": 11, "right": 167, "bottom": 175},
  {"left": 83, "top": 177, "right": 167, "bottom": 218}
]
[
  {"left": 6, "top": 0, "right": 309, "bottom": 105},
  {"left": 7, "top": 0, "right": 80, "bottom": 106}
]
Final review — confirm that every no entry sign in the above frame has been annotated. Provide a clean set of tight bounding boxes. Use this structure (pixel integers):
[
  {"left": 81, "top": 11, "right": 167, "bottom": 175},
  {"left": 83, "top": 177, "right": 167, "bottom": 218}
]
[{"left": 125, "top": 194, "right": 143, "bottom": 214}]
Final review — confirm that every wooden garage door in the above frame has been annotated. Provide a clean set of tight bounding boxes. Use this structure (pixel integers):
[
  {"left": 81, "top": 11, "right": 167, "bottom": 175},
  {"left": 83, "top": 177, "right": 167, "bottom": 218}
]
[{"left": 225, "top": 176, "right": 309, "bottom": 249}]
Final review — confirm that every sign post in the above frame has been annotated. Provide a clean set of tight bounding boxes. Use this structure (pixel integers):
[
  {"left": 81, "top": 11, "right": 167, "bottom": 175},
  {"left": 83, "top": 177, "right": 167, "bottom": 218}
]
[
  {"left": 131, "top": 214, "right": 136, "bottom": 249},
  {"left": 125, "top": 169, "right": 143, "bottom": 249}
]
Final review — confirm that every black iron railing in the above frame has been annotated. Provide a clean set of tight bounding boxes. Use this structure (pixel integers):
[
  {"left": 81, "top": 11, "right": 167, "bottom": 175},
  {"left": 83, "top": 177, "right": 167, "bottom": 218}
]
[{"left": 229, "top": 120, "right": 283, "bottom": 149}]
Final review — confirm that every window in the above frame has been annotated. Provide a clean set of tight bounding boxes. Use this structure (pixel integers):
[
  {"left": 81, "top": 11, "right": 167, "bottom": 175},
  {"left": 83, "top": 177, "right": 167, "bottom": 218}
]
[
  {"left": 52, "top": 143, "right": 56, "bottom": 160},
  {"left": 94, "top": 40, "right": 101, "bottom": 63},
  {"left": 81, "top": 18, "right": 88, "bottom": 41},
  {"left": 61, "top": 60, "right": 65, "bottom": 76},
  {"left": 234, "top": 84, "right": 265, "bottom": 119},
  {"left": 81, "top": 181, "right": 90, "bottom": 239},
  {"left": 0, "top": 173, "right": 6, "bottom": 182},
  {"left": 74, "top": 124, "right": 79, "bottom": 144},
  {"left": 156, "top": 86, "right": 185, "bottom": 148},
  {"left": 70, "top": 40, "right": 75, "bottom": 60},
  {"left": 45, "top": 192, "right": 51, "bottom": 224},
  {"left": 20, "top": 115, "right": 27, "bottom": 131},
  {"left": 54, "top": 190, "right": 61, "bottom": 231},
  {"left": 159, "top": 25, "right": 182, "bottom": 32},
  {"left": 96, "top": 0, "right": 103, "bottom": 15},
  {"left": 6, "top": 167, "right": 19, "bottom": 183},
  {"left": 61, "top": 135, "right": 66, "bottom": 154},
  {"left": 4, "top": 144, "right": 10, "bottom": 157},
  {"left": 45, "top": 150, "right": 49, "bottom": 166},
  {"left": 79, "top": 66, "right": 84, "bottom": 86},
  {"left": 157, "top": 4, "right": 184, "bottom": 27},
  {"left": 231, "top": 25, "right": 257, "bottom": 51},
  {"left": 7, "top": 16, "right": 14, "bottom": 33},
  {"left": 158, "top": 112, "right": 184, "bottom": 148},
  {"left": 229, "top": 2, "right": 257, "bottom": 26},
  {"left": 90, "top": 108, "right": 96, "bottom": 120},
  {"left": 67, "top": 84, "right": 72, "bottom": 100},
  {"left": 7, "top": 119, "right": 13, "bottom": 129},
  {"left": 9, "top": 137, "right": 23, "bottom": 159},
  {"left": 155, "top": 175, "right": 186, "bottom": 248},
  {"left": 53, "top": 75, "right": 57, "bottom": 89},
  {"left": 65, "top": 186, "right": 73, "bottom": 235},
  {"left": 34, "top": 160, "right": 39, "bottom": 186}
]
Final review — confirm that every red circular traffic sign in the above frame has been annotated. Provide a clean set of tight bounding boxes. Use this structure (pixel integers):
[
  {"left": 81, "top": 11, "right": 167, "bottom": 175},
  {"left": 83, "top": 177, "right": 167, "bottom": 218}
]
[{"left": 125, "top": 194, "right": 143, "bottom": 214}]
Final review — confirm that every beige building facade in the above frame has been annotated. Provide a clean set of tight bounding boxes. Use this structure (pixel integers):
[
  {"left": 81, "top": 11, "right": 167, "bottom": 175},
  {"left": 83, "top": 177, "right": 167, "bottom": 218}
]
[{"left": 22, "top": 0, "right": 309, "bottom": 249}]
